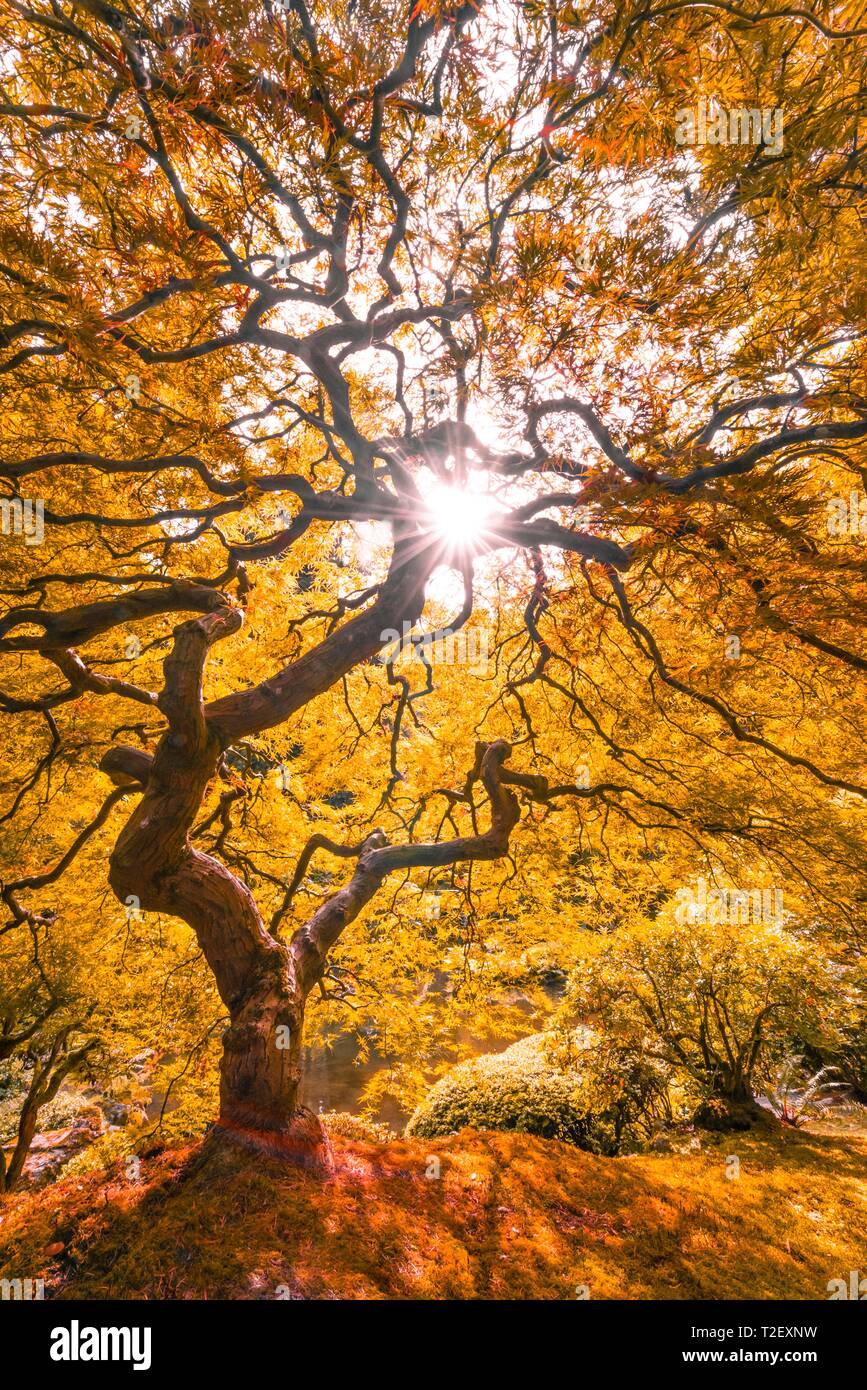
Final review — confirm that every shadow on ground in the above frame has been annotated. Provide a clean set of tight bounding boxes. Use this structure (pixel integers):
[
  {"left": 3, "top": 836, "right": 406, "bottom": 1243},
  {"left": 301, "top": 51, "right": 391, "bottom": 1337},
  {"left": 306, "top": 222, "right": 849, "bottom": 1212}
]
[{"left": 1, "top": 1121, "right": 864, "bottom": 1299}]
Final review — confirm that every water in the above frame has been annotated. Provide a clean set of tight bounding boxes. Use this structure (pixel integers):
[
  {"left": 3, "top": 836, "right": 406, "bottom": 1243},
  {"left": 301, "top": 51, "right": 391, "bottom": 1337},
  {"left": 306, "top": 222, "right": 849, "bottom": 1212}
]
[
  {"left": 300, "top": 1032, "right": 407, "bottom": 1129},
  {"left": 300, "top": 978, "right": 565, "bottom": 1129}
]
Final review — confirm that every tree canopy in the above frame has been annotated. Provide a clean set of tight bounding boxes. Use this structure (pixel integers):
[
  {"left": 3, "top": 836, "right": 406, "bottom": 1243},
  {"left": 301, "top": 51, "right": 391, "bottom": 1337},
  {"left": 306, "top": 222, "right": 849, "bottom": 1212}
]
[{"left": 0, "top": 0, "right": 865, "bottom": 1173}]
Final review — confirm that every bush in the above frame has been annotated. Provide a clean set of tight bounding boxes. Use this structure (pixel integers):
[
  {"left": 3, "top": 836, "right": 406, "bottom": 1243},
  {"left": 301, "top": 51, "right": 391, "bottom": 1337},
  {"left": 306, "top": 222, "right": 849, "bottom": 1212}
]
[
  {"left": 319, "top": 1111, "right": 396, "bottom": 1145},
  {"left": 405, "top": 1032, "right": 660, "bottom": 1155},
  {"left": 822, "top": 1031, "right": 867, "bottom": 1102},
  {"left": 759, "top": 1056, "right": 849, "bottom": 1127},
  {"left": 801, "top": 974, "right": 867, "bottom": 1101}
]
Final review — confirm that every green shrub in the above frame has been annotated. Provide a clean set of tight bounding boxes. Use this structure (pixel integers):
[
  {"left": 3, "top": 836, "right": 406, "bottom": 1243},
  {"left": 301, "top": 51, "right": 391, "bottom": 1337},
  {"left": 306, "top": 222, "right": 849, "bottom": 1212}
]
[{"left": 405, "top": 1032, "right": 658, "bottom": 1155}]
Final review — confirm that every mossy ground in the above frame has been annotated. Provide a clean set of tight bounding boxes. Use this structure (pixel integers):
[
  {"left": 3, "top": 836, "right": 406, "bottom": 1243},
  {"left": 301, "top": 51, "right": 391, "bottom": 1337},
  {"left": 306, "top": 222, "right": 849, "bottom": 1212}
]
[{"left": 0, "top": 1117, "right": 864, "bottom": 1300}]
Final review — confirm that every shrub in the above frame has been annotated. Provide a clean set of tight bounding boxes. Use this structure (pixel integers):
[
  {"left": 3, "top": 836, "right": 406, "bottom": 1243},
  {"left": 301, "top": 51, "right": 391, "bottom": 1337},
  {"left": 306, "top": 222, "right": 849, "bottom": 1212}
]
[
  {"left": 823, "top": 1031, "right": 867, "bottom": 1102},
  {"left": 319, "top": 1111, "right": 396, "bottom": 1144},
  {"left": 405, "top": 1032, "right": 662, "bottom": 1155},
  {"left": 566, "top": 919, "right": 858, "bottom": 1108},
  {"left": 801, "top": 971, "right": 867, "bottom": 1101},
  {"left": 760, "top": 1056, "right": 849, "bottom": 1127}
]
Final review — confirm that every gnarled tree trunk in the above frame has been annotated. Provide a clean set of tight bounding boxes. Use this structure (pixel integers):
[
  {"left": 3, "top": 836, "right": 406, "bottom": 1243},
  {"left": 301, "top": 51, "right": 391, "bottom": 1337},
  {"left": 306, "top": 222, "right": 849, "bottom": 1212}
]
[
  {"left": 101, "top": 555, "right": 523, "bottom": 1174},
  {"left": 103, "top": 606, "right": 335, "bottom": 1167},
  {"left": 101, "top": 552, "right": 432, "bottom": 1170},
  {"left": 110, "top": 798, "right": 332, "bottom": 1166},
  {"left": 214, "top": 943, "right": 326, "bottom": 1167}
]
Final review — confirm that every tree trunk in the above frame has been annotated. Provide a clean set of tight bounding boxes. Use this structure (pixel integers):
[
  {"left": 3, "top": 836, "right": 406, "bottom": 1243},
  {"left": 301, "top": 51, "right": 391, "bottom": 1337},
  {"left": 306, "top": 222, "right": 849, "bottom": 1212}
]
[
  {"left": 102, "top": 594, "right": 503, "bottom": 1176},
  {"left": 104, "top": 609, "right": 335, "bottom": 1172},
  {"left": 109, "top": 825, "right": 333, "bottom": 1171},
  {"left": 214, "top": 945, "right": 331, "bottom": 1171},
  {"left": 0, "top": 1028, "right": 96, "bottom": 1192}
]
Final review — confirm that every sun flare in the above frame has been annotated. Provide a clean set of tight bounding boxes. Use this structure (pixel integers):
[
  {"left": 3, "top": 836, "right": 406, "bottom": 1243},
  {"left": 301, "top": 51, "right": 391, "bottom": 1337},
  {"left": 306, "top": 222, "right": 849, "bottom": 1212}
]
[{"left": 423, "top": 482, "right": 498, "bottom": 550}]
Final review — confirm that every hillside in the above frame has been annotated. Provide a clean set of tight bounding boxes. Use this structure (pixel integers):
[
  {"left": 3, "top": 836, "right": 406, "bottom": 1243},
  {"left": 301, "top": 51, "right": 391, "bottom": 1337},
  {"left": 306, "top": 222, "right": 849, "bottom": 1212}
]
[{"left": 1, "top": 1120, "right": 864, "bottom": 1301}]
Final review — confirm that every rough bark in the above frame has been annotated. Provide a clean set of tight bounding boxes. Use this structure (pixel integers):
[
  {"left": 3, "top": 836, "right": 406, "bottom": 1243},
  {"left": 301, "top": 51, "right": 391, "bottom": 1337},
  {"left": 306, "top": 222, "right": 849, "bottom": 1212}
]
[{"left": 100, "top": 544, "right": 442, "bottom": 1169}]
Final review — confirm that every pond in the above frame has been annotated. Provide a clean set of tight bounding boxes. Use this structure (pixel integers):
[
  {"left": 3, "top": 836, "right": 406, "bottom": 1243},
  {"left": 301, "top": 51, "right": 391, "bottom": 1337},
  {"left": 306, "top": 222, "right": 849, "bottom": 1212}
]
[{"left": 300, "top": 976, "right": 566, "bottom": 1129}]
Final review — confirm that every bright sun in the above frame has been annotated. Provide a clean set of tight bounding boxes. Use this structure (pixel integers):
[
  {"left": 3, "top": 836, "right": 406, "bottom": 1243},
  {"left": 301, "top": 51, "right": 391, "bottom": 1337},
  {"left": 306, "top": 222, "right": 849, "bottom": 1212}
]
[{"left": 423, "top": 482, "right": 498, "bottom": 551}]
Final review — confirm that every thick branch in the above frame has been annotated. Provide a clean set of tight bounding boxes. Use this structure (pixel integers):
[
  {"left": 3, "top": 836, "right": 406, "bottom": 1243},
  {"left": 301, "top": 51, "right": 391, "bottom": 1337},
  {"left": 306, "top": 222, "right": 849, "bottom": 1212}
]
[{"left": 288, "top": 740, "right": 520, "bottom": 994}]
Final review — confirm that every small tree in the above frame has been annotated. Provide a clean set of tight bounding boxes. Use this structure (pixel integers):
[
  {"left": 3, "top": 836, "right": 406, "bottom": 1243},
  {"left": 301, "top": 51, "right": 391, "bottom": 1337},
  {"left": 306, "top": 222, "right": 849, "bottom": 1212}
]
[
  {"left": 566, "top": 920, "right": 856, "bottom": 1114},
  {"left": 0, "top": 962, "right": 98, "bottom": 1192}
]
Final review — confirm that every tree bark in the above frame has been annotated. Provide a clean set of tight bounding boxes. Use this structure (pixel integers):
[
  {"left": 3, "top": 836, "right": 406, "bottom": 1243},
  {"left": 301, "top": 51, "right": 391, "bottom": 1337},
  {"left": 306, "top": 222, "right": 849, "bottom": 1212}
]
[
  {"left": 99, "top": 543, "right": 438, "bottom": 1170},
  {"left": 0, "top": 1027, "right": 95, "bottom": 1192},
  {"left": 109, "top": 768, "right": 334, "bottom": 1167},
  {"left": 213, "top": 941, "right": 329, "bottom": 1170}
]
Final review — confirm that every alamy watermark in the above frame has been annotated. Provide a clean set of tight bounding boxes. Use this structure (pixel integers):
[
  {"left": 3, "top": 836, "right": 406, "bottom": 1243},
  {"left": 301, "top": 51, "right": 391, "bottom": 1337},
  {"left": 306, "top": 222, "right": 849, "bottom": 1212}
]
[
  {"left": 675, "top": 96, "right": 784, "bottom": 154},
  {"left": 1, "top": 1277, "right": 45, "bottom": 1300},
  {"left": 828, "top": 1270, "right": 867, "bottom": 1299},
  {"left": 675, "top": 877, "right": 783, "bottom": 926},
  {"left": 827, "top": 491, "right": 866, "bottom": 537},
  {"left": 0, "top": 496, "right": 44, "bottom": 546},
  {"left": 379, "top": 621, "right": 490, "bottom": 674},
  {"left": 50, "top": 1322, "right": 152, "bottom": 1370}
]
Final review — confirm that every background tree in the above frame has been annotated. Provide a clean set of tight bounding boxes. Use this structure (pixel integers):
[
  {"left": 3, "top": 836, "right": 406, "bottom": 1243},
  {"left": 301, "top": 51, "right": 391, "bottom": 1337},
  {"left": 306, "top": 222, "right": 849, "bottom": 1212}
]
[
  {"left": 565, "top": 918, "right": 859, "bottom": 1114},
  {"left": 0, "top": 929, "right": 99, "bottom": 1190},
  {"left": 0, "top": 0, "right": 864, "bottom": 1169}
]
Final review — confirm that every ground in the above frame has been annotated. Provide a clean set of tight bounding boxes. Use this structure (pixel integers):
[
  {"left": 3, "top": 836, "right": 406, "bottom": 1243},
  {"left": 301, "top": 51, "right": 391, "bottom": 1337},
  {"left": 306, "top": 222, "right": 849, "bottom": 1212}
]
[{"left": 1, "top": 1119, "right": 864, "bottom": 1300}]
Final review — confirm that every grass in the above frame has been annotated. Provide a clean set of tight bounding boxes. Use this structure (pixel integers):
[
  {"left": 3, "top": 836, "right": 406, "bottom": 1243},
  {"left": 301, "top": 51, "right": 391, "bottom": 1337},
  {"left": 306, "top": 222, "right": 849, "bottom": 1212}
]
[{"left": 0, "top": 1117, "right": 864, "bottom": 1300}]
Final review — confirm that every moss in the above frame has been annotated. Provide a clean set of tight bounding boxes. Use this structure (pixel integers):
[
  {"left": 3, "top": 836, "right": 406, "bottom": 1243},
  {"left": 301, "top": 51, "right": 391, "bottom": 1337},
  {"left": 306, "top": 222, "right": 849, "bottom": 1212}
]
[{"left": 1, "top": 1119, "right": 865, "bottom": 1300}]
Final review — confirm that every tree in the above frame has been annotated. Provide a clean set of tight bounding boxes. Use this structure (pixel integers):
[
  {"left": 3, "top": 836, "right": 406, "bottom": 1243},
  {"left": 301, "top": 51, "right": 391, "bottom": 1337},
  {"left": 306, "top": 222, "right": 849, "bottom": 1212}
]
[
  {"left": 566, "top": 918, "right": 858, "bottom": 1111},
  {"left": 0, "top": 933, "right": 99, "bottom": 1191},
  {"left": 0, "top": 0, "right": 864, "bottom": 1170}
]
